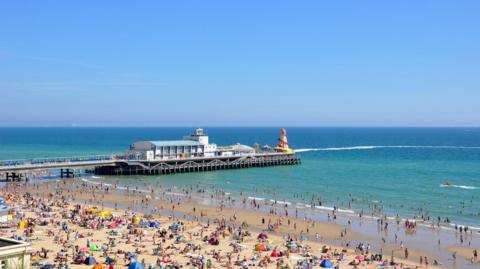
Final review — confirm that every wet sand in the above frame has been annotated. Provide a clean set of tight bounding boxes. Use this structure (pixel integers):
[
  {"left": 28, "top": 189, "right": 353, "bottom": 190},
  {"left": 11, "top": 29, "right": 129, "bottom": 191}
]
[{"left": 447, "top": 246, "right": 478, "bottom": 262}]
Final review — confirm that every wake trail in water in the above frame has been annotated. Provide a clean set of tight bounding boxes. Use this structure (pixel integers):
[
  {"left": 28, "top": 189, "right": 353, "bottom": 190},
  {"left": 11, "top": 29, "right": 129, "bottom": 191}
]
[
  {"left": 440, "top": 184, "right": 479, "bottom": 190},
  {"left": 294, "top": 145, "right": 480, "bottom": 153}
]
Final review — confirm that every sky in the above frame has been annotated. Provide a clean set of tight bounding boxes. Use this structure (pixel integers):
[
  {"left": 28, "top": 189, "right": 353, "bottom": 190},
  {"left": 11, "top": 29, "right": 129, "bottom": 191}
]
[{"left": 0, "top": 1, "right": 479, "bottom": 127}]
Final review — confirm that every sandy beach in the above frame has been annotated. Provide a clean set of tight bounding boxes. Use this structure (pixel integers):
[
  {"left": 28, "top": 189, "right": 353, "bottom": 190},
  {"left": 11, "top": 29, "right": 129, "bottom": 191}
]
[{"left": 2, "top": 179, "right": 477, "bottom": 269}]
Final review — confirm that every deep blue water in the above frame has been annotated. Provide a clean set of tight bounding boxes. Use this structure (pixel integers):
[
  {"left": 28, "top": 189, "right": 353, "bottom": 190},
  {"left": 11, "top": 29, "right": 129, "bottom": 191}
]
[{"left": 1, "top": 127, "right": 479, "bottom": 226}]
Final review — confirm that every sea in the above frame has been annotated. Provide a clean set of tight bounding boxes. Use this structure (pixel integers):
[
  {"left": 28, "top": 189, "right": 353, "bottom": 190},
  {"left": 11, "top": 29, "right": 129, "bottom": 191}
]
[{"left": 1, "top": 127, "right": 479, "bottom": 228}]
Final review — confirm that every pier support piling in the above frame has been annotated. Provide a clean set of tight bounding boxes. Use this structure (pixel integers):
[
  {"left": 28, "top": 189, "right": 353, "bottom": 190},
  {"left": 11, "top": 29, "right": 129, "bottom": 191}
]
[
  {"left": 94, "top": 153, "right": 300, "bottom": 176},
  {"left": 60, "top": 168, "right": 75, "bottom": 178}
]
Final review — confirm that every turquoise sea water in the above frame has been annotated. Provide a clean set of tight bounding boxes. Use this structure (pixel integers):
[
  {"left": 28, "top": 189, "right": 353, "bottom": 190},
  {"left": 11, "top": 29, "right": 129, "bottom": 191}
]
[{"left": 1, "top": 127, "right": 479, "bottom": 227}]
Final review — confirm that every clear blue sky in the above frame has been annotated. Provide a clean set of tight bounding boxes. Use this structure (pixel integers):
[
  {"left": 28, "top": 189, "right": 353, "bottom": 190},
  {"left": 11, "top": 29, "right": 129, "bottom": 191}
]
[{"left": 1, "top": 1, "right": 479, "bottom": 127}]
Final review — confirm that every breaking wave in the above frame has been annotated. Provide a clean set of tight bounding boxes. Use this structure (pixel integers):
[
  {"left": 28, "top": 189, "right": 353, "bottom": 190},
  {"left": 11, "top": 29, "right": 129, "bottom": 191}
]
[{"left": 294, "top": 145, "right": 480, "bottom": 153}]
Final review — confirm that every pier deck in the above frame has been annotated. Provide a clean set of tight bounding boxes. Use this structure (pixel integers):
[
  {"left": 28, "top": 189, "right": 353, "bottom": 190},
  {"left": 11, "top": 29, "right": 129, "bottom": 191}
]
[
  {"left": 95, "top": 153, "right": 300, "bottom": 175},
  {"left": 0, "top": 155, "right": 116, "bottom": 172},
  {"left": 0, "top": 153, "right": 300, "bottom": 180}
]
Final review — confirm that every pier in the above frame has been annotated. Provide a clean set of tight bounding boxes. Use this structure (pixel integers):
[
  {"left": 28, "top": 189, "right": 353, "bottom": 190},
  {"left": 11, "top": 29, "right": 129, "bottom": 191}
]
[
  {"left": 0, "top": 128, "right": 301, "bottom": 180},
  {"left": 0, "top": 153, "right": 300, "bottom": 180},
  {"left": 95, "top": 153, "right": 300, "bottom": 175}
]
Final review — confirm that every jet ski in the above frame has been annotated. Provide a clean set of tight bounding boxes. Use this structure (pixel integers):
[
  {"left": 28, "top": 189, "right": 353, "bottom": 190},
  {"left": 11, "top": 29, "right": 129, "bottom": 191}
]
[{"left": 442, "top": 181, "right": 454, "bottom": 187}]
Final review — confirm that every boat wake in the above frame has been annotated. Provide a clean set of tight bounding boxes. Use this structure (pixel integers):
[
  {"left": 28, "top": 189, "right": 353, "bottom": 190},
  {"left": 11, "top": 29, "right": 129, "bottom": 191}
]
[
  {"left": 440, "top": 184, "right": 479, "bottom": 190},
  {"left": 294, "top": 145, "right": 480, "bottom": 153}
]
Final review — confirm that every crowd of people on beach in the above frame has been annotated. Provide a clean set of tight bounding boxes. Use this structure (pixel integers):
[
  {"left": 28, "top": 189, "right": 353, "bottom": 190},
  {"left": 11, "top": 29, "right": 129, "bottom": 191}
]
[{"left": 0, "top": 179, "right": 478, "bottom": 269}]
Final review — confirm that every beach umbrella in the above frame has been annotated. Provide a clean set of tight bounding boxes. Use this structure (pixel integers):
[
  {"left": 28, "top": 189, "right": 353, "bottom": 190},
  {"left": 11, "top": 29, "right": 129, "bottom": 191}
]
[
  {"left": 320, "top": 259, "right": 333, "bottom": 268},
  {"left": 84, "top": 257, "right": 97, "bottom": 265},
  {"left": 128, "top": 261, "right": 145, "bottom": 269},
  {"left": 80, "top": 246, "right": 88, "bottom": 252}
]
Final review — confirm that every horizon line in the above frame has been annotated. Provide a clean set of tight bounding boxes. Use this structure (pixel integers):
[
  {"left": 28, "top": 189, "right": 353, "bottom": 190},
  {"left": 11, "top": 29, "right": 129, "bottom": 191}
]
[{"left": 0, "top": 126, "right": 479, "bottom": 128}]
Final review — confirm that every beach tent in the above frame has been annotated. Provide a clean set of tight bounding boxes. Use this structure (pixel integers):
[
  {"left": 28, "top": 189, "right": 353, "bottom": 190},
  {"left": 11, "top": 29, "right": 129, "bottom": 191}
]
[
  {"left": 90, "top": 245, "right": 101, "bottom": 251},
  {"left": 255, "top": 244, "right": 267, "bottom": 251},
  {"left": 105, "top": 256, "right": 116, "bottom": 264},
  {"left": 270, "top": 250, "right": 281, "bottom": 257},
  {"left": 89, "top": 207, "right": 99, "bottom": 214},
  {"left": 100, "top": 211, "right": 110, "bottom": 217},
  {"left": 287, "top": 243, "right": 298, "bottom": 249},
  {"left": 84, "top": 257, "right": 97, "bottom": 265},
  {"left": 208, "top": 237, "right": 219, "bottom": 245},
  {"left": 132, "top": 216, "right": 141, "bottom": 224},
  {"left": 320, "top": 259, "right": 333, "bottom": 268},
  {"left": 140, "top": 219, "right": 148, "bottom": 227},
  {"left": 257, "top": 233, "right": 268, "bottom": 240},
  {"left": 150, "top": 221, "right": 160, "bottom": 228},
  {"left": 128, "top": 261, "right": 145, "bottom": 269},
  {"left": 355, "top": 255, "right": 365, "bottom": 261}
]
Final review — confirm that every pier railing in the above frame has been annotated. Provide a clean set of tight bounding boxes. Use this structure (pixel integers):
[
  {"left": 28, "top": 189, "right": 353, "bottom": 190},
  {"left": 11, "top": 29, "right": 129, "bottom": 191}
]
[{"left": 0, "top": 155, "right": 115, "bottom": 168}]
